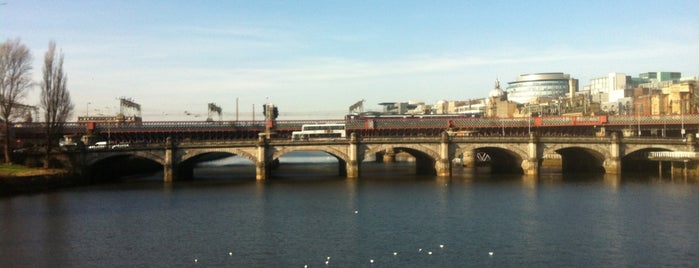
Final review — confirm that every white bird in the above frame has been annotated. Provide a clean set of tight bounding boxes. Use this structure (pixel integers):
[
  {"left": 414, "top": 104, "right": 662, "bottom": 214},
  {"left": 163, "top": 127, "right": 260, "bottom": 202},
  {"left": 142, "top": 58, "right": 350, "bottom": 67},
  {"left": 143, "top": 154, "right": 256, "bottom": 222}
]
[
  {"left": 325, "top": 260, "right": 329, "bottom": 265},
  {"left": 393, "top": 252, "right": 398, "bottom": 256},
  {"left": 418, "top": 248, "right": 422, "bottom": 252},
  {"left": 489, "top": 251, "right": 494, "bottom": 256},
  {"left": 428, "top": 251, "right": 432, "bottom": 255},
  {"left": 370, "top": 259, "right": 374, "bottom": 263},
  {"left": 439, "top": 244, "right": 444, "bottom": 249},
  {"left": 229, "top": 252, "right": 233, "bottom": 256}
]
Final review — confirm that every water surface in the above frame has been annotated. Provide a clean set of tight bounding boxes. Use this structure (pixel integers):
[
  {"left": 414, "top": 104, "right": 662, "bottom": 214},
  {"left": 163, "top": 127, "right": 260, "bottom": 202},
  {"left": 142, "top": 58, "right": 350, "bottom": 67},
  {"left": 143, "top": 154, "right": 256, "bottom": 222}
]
[{"left": 1, "top": 159, "right": 698, "bottom": 267}]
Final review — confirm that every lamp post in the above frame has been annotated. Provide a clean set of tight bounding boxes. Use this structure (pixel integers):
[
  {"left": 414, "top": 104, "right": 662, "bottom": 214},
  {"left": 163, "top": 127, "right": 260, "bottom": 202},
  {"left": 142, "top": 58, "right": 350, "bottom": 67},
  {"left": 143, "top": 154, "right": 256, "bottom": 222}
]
[
  {"left": 527, "top": 105, "right": 531, "bottom": 134},
  {"left": 107, "top": 119, "right": 111, "bottom": 148},
  {"left": 637, "top": 103, "right": 641, "bottom": 136},
  {"left": 663, "top": 114, "right": 666, "bottom": 137},
  {"left": 681, "top": 99, "right": 685, "bottom": 136},
  {"left": 86, "top": 102, "right": 91, "bottom": 117}
]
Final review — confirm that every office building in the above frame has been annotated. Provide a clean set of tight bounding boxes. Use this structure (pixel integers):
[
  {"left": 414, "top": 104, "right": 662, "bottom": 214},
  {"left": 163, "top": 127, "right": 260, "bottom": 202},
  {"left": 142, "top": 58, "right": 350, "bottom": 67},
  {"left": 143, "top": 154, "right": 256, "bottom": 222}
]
[{"left": 505, "top": 73, "right": 578, "bottom": 104}]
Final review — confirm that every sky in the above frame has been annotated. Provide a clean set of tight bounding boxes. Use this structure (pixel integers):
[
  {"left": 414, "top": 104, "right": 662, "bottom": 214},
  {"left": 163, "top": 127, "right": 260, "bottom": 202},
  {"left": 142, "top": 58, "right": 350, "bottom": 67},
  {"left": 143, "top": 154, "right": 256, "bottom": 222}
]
[{"left": 1, "top": 0, "right": 698, "bottom": 121}]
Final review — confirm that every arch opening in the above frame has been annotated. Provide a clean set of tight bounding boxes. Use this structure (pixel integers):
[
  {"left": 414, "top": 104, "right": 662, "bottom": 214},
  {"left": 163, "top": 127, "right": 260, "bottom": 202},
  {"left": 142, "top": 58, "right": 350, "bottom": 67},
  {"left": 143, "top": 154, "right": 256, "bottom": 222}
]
[
  {"left": 183, "top": 152, "right": 256, "bottom": 181},
  {"left": 88, "top": 154, "right": 162, "bottom": 182},
  {"left": 472, "top": 147, "right": 524, "bottom": 174},
  {"left": 364, "top": 147, "right": 438, "bottom": 177},
  {"left": 271, "top": 150, "right": 343, "bottom": 180},
  {"left": 556, "top": 148, "right": 605, "bottom": 174},
  {"left": 622, "top": 148, "right": 672, "bottom": 176}
]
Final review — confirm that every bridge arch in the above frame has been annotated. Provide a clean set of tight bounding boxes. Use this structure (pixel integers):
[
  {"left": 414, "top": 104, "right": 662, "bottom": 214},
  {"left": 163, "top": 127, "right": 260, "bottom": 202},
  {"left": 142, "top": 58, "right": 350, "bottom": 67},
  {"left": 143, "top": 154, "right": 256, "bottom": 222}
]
[
  {"left": 267, "top": 145, "right": 352, "bottom": 178},
  {"left": 544, "top": 144, "right": 608, "bottom": 173},
  {"left": 364, "top": 144, "right": 441, "bottom": 175},
  {"left": 455, "top": 143, "right": 529, "bottom": 174},
  {"left": 180, "top": 148, "right": 257, "bottom": 164},
  {"left": 87, "top": 151, "right": 165, "bottom": 166},
  {"left": 622, "top": 145, "right": 680, "bottom": 157},
  {"left": 271, "top": 145, "right": 350, "bottom": 164},
  {"left": 621, "top": 147, "right": 674, "bottom": 174},
  {"left": 85, "top": 151, "right": 166, "bottom": 181}
]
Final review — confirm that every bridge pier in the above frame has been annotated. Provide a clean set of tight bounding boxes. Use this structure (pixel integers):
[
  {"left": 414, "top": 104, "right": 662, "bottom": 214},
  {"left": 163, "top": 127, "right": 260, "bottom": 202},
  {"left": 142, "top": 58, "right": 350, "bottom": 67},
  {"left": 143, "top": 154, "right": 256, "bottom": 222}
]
[
  {"left": 346, "top": 133, "right": 360, "bottom": 178},
  {"left": 436, "top": 132, "right": 451, "bottom": 177},
  {"left": 461, "top": 149, "right": 476, "bottom": 174},
  {"left": 540, "top": 153, "right": 563, "bottom": 173},
  {"left": 164, "top": 137, "right": 175, "bottom": 183},
  {"left": 382, "top": 149, "right": 396, "bottom": 162},
  {"left": 604, "top": 132, "right": 621, "bottom": 174},
  {"left": 522, "top": 133, "right": 539, "bottom": 176},
  {"left": 256, "top": 135, "right": 270, "bottom": 180}
]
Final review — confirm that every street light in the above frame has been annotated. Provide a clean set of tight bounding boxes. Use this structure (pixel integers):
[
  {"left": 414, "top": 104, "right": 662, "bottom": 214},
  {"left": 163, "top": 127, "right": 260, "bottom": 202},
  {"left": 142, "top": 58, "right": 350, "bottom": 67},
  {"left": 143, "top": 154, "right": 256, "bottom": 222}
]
[
  {"left": 527, "top": 105, "right": 531, "bottom": 134},
  {"left": 86, "top": 102, "right": 91, "bottom": 117},
  {"left": 637, "top": 103, "right": 641, "bottom": 136},
  {"left": 681, "top": 99, "right": 685, "bottom": 136}
]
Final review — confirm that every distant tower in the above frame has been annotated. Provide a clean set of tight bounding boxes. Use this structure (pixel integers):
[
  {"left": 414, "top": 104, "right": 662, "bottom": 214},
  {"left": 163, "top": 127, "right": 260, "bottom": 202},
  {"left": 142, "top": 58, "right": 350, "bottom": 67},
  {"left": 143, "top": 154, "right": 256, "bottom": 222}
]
[
  {"left": 489, "top": 79, "right": 507, "bottom": 101},
  {"left": 487, "top": 79, "right": 510, "bottom": 118},
  {"left": 23, "top": 112, "right": 33, "bottom": 123}
]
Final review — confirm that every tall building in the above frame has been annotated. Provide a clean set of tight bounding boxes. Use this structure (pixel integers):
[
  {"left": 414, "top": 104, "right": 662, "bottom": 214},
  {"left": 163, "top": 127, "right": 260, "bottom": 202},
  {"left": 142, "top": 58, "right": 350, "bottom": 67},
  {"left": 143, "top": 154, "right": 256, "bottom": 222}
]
[
  {"left": 505, "top": 73, "right": 578, "bottom": 104},
  {"left": 637, "top": 72, "right": 683, "bottom": 90},
  {"left": 639, "top": 72, "right": 681, "bottom": 82},
  {"left": 587, "top": 73, "right": 631, "bottom": 103}
]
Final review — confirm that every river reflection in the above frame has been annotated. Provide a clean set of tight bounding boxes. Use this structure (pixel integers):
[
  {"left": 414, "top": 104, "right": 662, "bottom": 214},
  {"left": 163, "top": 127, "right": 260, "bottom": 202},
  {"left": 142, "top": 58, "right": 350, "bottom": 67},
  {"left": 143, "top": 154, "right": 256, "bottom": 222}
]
[{"left": 1, "top": 161, "right": 698, "bottom": 267}]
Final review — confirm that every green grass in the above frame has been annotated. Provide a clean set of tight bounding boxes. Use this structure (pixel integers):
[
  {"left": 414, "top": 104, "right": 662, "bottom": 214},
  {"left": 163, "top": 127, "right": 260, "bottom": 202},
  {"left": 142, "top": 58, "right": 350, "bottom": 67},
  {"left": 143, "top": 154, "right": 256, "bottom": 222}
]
[
  {"left": 0, "top": 164, "right": 67, "bottom": 177},
  {"left": 0, "top": 164, "right": 34, "bottom": 175}
]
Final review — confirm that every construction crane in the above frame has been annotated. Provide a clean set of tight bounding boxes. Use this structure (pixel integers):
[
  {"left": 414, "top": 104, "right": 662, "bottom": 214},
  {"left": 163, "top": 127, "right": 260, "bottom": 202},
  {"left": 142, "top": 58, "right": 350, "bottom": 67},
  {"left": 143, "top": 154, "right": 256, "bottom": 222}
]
[
  {"left": 208, "top": 103, "right": 222, "bottom": 121},
  {"left": 349, "top": 99, "right": 365, "bottom": 114},
  {"left": 118, "top": 97, "right": 142, "bottom": 118}
]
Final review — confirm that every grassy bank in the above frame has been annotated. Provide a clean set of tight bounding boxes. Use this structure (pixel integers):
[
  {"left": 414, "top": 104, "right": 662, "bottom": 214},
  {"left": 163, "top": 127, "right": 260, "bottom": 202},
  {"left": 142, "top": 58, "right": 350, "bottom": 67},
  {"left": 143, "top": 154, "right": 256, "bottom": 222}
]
[
  {"left": 0, "top": 164, "right": 68, "bottom": 177},
  {"left": 0, "top": 164, "right": 74, "bottom": 196}
]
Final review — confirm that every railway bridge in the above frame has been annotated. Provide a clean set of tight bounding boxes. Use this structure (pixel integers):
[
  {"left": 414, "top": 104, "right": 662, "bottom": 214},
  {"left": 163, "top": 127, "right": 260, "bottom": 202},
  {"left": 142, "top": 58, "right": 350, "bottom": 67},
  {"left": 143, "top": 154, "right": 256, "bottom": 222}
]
[{"left": 75, "top": 132, "right": 697, "bottom": 182}]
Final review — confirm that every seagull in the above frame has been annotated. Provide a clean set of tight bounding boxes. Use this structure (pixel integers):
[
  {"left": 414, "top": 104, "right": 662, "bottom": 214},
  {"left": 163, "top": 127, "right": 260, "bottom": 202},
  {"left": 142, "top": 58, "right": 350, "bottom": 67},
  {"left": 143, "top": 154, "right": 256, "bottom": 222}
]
[
  {"left": 489, "top": 251, "right": 494, "bottom": 256},
  {"left": 440, "top": 244, "right": 444, "bottom": 249}
]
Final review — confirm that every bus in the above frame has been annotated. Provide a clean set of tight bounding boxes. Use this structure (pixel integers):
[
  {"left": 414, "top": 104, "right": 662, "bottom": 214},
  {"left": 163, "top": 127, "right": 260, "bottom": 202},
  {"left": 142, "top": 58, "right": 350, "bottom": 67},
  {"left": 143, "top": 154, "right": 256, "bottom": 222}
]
[{"left": 291, "top": 123, "right": 346, "bottom": 141}]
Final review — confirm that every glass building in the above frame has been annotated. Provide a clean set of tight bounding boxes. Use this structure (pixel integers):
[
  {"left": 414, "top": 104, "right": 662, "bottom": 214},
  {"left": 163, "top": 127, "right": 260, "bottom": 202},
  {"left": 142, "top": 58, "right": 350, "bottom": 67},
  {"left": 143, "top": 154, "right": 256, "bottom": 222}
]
[
  {"left": 639, "top": 72, "right": 681, "bottom": 82},
  {"left": 505, "top": 73, "right": 578, "bottom": 104}
]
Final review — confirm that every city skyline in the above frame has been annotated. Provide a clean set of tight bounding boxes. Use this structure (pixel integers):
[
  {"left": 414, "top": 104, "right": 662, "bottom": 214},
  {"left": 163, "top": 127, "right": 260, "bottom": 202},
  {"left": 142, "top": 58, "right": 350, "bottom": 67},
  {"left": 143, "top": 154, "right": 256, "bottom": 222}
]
[{"left": 2, "top": 0, "right": 698, "bottom": 120}]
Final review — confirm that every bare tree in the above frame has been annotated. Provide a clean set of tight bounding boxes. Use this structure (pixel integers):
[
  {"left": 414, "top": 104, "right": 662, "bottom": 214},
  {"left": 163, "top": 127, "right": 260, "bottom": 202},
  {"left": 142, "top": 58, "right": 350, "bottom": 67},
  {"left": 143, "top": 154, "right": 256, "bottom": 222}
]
[
  {"left": 40, "top": 41, "right": 73, "bottom": 168},
  {"left": 0, "top": 38, "right": 33, "bottom": 164}
]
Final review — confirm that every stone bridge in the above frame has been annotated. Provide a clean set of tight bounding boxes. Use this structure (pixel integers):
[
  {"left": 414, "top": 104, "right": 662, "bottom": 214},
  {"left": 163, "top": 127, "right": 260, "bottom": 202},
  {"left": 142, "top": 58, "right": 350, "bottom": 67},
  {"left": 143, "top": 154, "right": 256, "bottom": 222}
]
[{"left": 75, "top": 132, "right": 698, "bottom": 182}]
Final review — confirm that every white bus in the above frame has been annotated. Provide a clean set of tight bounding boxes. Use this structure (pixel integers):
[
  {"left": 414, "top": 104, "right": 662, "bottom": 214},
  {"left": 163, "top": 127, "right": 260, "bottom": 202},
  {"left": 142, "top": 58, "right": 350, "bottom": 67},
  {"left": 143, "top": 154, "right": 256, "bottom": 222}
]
[{"left": 292, "top": 123, "right": 346, "bottom": 140}]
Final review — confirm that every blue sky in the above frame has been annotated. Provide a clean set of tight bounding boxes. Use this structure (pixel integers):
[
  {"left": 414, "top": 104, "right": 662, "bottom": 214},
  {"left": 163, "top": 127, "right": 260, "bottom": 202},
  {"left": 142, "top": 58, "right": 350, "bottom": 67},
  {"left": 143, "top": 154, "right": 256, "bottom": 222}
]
[{"left": 2, "top": 0, "right": 697, "bottom": 120}]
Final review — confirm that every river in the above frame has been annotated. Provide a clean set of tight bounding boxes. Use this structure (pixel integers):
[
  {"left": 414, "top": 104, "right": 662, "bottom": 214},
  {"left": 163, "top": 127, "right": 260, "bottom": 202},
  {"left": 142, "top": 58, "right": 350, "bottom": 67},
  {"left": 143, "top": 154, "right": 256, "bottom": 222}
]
[{"left": 1, "top": 153, "right": 698, "bottom": 267}]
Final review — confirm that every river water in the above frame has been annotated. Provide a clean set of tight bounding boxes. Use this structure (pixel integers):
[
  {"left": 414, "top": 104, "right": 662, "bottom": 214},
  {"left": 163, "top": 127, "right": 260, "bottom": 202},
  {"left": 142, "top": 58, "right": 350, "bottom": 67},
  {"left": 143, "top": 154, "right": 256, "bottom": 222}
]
[{"left": 1, "top": 153, "right": 698, "bottom": 267}]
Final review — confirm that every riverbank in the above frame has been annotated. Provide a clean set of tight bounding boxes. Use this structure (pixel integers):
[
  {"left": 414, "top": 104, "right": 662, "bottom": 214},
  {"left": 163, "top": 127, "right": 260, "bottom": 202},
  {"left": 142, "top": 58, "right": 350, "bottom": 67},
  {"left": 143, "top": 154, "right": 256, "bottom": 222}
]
[{"left": 0, "top": 164, "right": 78, "bottom": 197}]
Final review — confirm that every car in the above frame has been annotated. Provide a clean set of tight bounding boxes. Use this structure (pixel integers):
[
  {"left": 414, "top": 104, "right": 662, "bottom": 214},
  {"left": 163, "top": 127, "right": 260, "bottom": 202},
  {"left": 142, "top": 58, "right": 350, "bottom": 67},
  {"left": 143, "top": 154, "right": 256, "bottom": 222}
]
[
  {"left": 111, "top": 143, "right": 129, "bottom": 149},
  {"left": 88, "top": 141, "right": 107, "bottom": 150}
]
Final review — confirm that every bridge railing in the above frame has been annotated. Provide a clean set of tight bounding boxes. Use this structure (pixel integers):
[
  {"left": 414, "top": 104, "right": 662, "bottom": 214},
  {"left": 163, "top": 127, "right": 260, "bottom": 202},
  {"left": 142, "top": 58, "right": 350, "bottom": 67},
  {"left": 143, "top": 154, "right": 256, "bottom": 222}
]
[
  {"left": 607, "top": 114, "right": 699, "bottom": 126},
  {"left": 11, "top": 114, "right": 699, "bottom": 139},
  {"left": 648, "top": 151, "right": 698, "bottom": 160}
]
